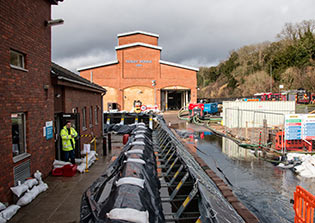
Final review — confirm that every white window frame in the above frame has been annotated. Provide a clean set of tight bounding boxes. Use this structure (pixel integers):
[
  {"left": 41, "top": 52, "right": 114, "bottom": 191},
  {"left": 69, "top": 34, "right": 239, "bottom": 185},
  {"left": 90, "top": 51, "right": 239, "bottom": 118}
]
[
  {"left": 10, "top": 50, "right": 27, "bottom": 71},
  {"left": 12, "top": 113, "right": 29, "bottom": 162}
]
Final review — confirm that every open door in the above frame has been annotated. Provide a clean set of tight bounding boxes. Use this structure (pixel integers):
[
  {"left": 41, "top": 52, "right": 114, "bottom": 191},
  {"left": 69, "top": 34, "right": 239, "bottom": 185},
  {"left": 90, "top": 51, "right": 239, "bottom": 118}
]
[{"left": 54, "top": 112, "right": 81, "bottom": 160}]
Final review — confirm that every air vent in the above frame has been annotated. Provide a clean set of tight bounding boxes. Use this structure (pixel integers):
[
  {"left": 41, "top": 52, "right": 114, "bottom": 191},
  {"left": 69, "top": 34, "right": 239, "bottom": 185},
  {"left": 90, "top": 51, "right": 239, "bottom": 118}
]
[{"left": 13, "top": 160, "right": 30, "bottom": 185}]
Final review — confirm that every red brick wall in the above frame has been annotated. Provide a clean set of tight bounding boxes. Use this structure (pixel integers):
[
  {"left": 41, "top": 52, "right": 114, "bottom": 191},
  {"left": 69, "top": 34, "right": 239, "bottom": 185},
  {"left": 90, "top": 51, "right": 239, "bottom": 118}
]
[
  {"left": 80, "top": 33, "right": 197, "bottom": 110},
  {"left": 63, "top": 88, "right": 103, "bottom": 147},
  {"left": 0, "top": 0, "right": 54, "bottom": 202},
  {"left": 118, "top": 34, "right": 158, "bottom": 46}
]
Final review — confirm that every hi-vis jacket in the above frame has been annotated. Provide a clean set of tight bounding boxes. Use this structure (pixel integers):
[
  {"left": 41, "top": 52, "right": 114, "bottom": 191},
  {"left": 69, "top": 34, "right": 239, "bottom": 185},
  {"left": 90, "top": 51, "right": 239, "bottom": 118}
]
[{"left": 60, "top": 126, "right": 78, "bottom": 151}]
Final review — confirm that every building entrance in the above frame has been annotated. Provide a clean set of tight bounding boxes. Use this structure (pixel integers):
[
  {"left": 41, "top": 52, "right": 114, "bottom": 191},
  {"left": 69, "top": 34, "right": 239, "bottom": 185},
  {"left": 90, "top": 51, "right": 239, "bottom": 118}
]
[
  {"left": 161, "top": 89, "right": 191, "bottom": 111},
  {"left": 54, "top": 113, "right": 80, "bottom": 160}
]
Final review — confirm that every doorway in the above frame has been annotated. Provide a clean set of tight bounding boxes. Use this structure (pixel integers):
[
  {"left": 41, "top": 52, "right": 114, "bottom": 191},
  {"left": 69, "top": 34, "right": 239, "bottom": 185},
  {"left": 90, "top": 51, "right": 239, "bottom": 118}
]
[
  {"left": 161, "top": 89, "right": 191, "bottom": 111},
  {"left": 54, "top": 113, "right": 80, "bottom": 160}
]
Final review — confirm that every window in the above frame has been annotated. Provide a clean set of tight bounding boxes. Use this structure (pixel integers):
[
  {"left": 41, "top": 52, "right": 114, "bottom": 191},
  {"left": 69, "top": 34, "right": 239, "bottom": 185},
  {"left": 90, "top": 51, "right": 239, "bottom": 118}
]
[
  {"left": 89, "top": 106, "right": 93, "bottom": 127},
  {"left": 10, "top": 50, "right": 25, "bottom": 69},
  {"left": 95, "top": 106, "right": 98, "bottom": 125},
  {"left": 12, "top": 113, "right": 26, "bottom": 157},
  {"left": 82, "top": 107, "right": 87, "bottom": 129}
]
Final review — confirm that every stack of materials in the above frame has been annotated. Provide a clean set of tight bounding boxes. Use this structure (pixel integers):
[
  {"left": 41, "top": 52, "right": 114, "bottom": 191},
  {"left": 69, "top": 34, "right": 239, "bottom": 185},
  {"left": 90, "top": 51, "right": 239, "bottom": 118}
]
[
  {"left": 80, "top": 123, "right": 164, "bottom": 223},
  {"left": 0, "top": 171, "right": 48, "bottom": 222}
]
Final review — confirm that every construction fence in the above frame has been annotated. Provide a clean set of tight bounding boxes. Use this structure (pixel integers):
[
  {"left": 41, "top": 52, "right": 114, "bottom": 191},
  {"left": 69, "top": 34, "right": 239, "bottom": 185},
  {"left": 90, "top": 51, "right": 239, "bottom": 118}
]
[{"left": 223, "top": 107, "right": 295, "bottom": 146}]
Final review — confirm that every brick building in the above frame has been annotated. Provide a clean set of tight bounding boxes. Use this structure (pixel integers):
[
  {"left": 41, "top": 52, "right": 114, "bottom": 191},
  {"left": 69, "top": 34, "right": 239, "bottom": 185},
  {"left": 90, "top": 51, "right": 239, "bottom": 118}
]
[
  {"left": 0, "top": 0, "right": 62, "bottom": 202},
  {"left": 78, "top": 31, "right": 198, "bottom": 111},
  {"left": 51, "top": 63, "right": 106, "bottom": 159}
]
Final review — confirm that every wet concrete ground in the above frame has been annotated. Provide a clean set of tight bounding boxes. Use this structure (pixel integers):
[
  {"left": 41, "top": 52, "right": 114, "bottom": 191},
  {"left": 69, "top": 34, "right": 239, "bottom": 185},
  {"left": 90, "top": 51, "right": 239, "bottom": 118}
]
[
  {"left": 163, "top": 111, "right": 209, "bottom": 132},
  {"left": 10, "top": 136, "right": 123, "bottom": 223}
]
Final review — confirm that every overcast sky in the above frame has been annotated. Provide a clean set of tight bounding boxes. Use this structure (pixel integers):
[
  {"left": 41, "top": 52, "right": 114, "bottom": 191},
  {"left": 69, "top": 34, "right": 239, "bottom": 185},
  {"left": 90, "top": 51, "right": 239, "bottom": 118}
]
[{"left": 52, "top": 0, "right": 315, "bottom": 72}]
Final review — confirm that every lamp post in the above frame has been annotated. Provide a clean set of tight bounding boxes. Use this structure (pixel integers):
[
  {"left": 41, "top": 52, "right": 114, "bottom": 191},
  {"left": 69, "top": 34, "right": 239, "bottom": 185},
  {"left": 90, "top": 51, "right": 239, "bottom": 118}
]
[{"left": 152, "top": 80, "right": 156, "bottom": 106}]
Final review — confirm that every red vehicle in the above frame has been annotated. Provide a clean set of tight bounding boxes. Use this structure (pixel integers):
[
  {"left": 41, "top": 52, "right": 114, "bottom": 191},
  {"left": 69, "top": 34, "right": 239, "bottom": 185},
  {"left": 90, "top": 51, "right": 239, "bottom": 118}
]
[
  {"left": 188, "top": 103, "right": 204, "bottom": 117},
  {"left": 254, "top": 92, "right": 287, "bottom": 101},
  {"left": 275, "top": 131, "right": 314, "bottom": 152}
]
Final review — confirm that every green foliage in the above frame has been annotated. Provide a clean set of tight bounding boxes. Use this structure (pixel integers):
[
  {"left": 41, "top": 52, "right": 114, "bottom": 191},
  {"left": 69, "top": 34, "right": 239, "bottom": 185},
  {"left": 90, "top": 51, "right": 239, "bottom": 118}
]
[{"left": 200, "top": 19, "right": 315, "bottom": 97}]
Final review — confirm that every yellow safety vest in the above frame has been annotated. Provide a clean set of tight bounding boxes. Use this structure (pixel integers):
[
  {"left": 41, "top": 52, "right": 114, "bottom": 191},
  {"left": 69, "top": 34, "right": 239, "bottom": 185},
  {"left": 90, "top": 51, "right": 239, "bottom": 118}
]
[{"left": 60, "top": 126, "right": 78, "bottom": 151}]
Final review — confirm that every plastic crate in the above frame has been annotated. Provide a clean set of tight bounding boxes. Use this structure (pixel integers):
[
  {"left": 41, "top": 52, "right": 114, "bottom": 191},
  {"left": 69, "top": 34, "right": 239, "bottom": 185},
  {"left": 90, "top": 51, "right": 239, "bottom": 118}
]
[
  {"left": 52, "top": 167, "right": 63, "bottom": 176},
  {"left": 63, "top": 164, "right": 77, "bottom": 177}
]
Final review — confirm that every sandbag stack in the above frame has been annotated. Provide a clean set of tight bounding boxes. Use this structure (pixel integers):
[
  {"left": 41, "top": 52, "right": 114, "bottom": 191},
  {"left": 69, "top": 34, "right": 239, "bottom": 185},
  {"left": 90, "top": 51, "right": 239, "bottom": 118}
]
[{"left": 81, "top": 123, "right": 164, "bottom": 223}]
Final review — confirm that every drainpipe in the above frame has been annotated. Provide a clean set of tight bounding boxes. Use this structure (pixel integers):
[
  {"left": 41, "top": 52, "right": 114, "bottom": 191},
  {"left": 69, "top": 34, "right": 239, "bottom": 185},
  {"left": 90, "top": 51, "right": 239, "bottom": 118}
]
[{"left": 101, "top": 92, "right": 105, "bottom": 136}]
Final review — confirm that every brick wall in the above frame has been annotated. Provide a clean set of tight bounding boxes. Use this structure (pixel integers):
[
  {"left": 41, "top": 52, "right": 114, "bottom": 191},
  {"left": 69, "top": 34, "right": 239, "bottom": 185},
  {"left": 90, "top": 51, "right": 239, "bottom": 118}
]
[
  {"left": 63, "top": 87, "right": 103, "bottom": 147},
  {"left": 0, "top": 0, "right": 54, "bottom": 202},
  {"left": 80, "top": 45, "right": 197, "bottom": 110},
  {"left": 118, "top": 34, "right": 158, "bottom": 46}
]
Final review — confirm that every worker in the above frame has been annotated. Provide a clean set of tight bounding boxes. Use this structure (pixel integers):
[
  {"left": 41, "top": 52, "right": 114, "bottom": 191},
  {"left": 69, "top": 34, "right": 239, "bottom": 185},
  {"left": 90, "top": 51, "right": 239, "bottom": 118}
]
[{"left": 60, "top": 121, "right": 78, "bottom": 164}]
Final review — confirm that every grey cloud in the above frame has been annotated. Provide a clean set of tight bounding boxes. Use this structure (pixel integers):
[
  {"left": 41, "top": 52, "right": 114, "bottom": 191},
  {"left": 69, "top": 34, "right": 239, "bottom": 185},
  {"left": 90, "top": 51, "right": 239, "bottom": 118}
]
[{"left": 52, "top": 0, "right": 315, "bottom": 71}]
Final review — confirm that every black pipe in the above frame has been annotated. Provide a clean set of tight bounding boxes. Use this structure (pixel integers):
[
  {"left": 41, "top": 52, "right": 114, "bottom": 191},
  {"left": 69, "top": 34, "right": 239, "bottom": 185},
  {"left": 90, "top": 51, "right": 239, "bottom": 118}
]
[
  {"left": 103, "top": 136, "right": 107, "bottom": 156},
  {"left": 108, "top": 133, "right": 112, "bottom": 152}
]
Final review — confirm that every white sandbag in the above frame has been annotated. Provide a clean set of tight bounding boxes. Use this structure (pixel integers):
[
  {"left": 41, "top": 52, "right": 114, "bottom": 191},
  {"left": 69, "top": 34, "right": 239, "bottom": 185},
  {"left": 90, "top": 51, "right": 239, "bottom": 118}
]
[
  {"left": 53, "top": 160, "right": 71, "bottom": 168},
  {"left": 1, "top": 205, "right": 20, "bottom": 220},
  {"left": 0, "top": 215, "right": 6, "bottom": 223},
  {"left": 125, "top": 149, "right": 144, "bottom": 155},
  {"left": 37, "top": 183, "right": 48, "bottom": 193},
  {"left": 134, "top": 130, "right": 146, "bottom": 134},
  {"left": 125, "top": 158, "right": 146, "bottom": 165},
  {"left": 34, "top": 170, "right": 42, "bottom": 182},
  {"left": 107, "top": 208, "right": 149, "bottom": 223},
  {"left": 135, "top": 134, "right": 145, "bottom": 139},
  {"left": 29, "top": 186, "right": 40, "bottom": 200},
  {"left": 10, "top": 184, "right": 28, "bottom": 197},
  {"left": 0, "top": 202, "right": 5, "bottom": 211},
  {"left": 16, "top": 192, "right": 32, "bottom": 206},
  {"left": 77, "top": 151, "right": 97, "bottom": 173},
  {"left": 130, "top": 141, "right": 145, "bottom": 146},
  {"left": 23, "top": 179, "right": 38, "bottom": 189},
  {"left": 116, "top": 177, "right": 145, "bottom": 188}
]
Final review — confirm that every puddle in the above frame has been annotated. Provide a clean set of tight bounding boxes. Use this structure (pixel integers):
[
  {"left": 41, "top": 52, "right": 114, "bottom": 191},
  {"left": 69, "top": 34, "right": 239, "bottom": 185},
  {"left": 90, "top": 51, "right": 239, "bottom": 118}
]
[{"left": 176, "top": 129, "right": 315, "bottom": 223}]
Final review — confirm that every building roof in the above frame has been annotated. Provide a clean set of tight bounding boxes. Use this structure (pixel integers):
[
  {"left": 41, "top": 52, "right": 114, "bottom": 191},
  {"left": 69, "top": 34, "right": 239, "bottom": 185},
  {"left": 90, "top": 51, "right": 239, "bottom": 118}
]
[
  {"left": 159, "top": 60, "right": 199, "bottom": 71},
  {"left": 117, "top": 31, "right": 159, "bottom": 38},
  {"left": 115, "top": 42, "right": 162, "bottom": 51},
  {"left": 51, "top": 62, "right": 106, "bottom": 93},
  {"left": 77, "top": 60, "right": 119, "bottom": 72},
  {"left": 50, "top": 0, "right": 63, "bottom": 5}
]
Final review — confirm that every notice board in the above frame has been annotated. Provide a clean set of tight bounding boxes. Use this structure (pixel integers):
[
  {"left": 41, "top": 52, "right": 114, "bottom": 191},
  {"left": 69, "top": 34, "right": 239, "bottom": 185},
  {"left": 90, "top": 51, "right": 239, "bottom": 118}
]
[{"left": 285, "top": 114, "right": 315, "bottom": 140}]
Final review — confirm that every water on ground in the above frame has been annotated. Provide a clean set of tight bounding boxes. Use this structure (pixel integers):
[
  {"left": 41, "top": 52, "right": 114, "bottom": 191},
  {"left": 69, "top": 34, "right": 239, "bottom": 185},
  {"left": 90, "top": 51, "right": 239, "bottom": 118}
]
[{"left": 177, "top": 129, "right": 315, "bottom": 223}]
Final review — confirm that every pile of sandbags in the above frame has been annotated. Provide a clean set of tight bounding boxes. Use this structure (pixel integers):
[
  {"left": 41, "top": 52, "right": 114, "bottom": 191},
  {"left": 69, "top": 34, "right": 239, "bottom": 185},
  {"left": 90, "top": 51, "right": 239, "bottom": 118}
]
[
  {"left": 0, "top": 204, "right": 20, "bottom": 223},
  {"left": 0, "top": 170, "right": 48, "bottom": 222},
  {"left": 77, "top": 151, "right": 97, "bottom": 173},
  {"left": 286, "top": 153, "right": 315, "bottom": 178}
]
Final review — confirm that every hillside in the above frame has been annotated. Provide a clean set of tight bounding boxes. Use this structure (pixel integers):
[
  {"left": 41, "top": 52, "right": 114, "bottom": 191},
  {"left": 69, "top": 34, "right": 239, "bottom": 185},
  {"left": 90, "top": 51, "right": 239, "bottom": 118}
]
[{"left": 198, "top": 20, "right": 315, "bottom": 98}]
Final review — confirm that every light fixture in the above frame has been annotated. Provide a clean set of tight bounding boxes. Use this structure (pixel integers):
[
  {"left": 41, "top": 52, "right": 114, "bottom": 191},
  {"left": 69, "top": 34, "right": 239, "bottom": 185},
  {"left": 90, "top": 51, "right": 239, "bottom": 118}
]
[{"left": 45, "top": 19, "right": 64, "bottom": 26}]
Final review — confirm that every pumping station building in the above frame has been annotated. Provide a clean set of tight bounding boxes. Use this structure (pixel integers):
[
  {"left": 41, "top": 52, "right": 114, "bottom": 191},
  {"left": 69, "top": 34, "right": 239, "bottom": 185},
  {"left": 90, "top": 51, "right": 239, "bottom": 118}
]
[{"left": 78, "top": 31, "right": 198, "bottom": 111}]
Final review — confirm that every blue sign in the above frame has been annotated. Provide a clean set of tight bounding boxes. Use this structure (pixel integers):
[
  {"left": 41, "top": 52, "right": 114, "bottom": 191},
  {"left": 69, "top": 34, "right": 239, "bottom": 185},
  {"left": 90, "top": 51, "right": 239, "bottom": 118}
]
[
  {"left": 46, "top": 126, "right": 53, "bottom": 140},
  {"left": 45, "top": 121, "right": 53, "bottom": 140}
]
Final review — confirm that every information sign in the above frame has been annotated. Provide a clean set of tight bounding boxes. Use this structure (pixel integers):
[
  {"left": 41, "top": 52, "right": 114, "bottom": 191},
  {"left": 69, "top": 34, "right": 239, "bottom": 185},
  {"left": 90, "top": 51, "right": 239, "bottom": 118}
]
[
  {"left": 303, "top": 115, "right": 315, "bottom": 140},
  {"left": 285, "top": 115, "right": 302, "bottom": 140},
  {"left": 45, "top": 121, "right": 53, "bottom": 140}
]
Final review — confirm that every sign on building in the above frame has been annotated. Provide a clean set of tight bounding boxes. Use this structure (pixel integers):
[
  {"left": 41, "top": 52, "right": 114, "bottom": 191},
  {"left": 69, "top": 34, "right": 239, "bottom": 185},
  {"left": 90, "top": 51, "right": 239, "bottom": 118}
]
[
  {"left": 45, "top": 121, "right": 53, "bottom": 140},
  {"left": 285, "top": 114, "right": 315, "bottom": 140}
]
